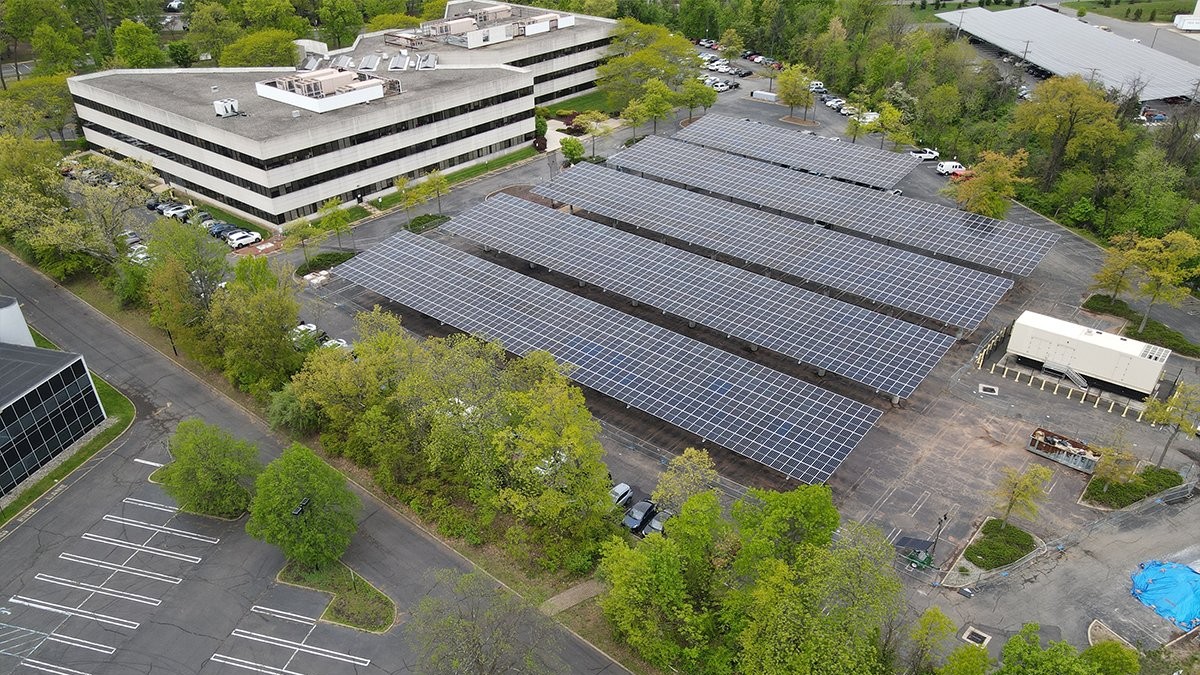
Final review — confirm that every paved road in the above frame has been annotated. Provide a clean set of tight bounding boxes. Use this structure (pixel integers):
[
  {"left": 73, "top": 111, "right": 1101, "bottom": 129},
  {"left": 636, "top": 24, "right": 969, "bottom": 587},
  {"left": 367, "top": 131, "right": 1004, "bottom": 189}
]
[{"left": 0, "top": 251, "right": 626, "bottom": 675}]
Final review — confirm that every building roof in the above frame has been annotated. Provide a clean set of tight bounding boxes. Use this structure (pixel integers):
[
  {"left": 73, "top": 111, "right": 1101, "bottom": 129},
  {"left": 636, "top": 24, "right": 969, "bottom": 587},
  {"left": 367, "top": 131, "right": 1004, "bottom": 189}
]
[
  {"left": 937, "top": 6, "right": 1200, "bottom": 101},
  {"left": 0, "top": 343, "right": 81, "bottom": 409},
  {"left": 1016, "top": 311, "right": 1171, "bottom": 361}
]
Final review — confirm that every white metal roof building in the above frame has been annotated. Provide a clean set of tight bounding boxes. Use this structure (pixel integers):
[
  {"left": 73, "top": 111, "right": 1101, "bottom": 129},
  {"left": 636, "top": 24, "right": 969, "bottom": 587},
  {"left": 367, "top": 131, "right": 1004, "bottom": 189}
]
[{"left": 937, "top": 6, "right": 1200, "bottom": 101}]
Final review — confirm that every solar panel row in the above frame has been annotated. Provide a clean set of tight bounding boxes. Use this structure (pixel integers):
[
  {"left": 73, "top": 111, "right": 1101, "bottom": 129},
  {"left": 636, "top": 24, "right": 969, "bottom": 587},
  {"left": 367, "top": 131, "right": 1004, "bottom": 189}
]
[
  {"left": 532, "top": 163, "right": 1013, "bottom": 330},
  {"left": 445, "top": 194, "right": 955, "bottom": 399},
  {"left": 673, "top": 114, "right": 921, "bottom": 189},
  {"left": 607, "top": 136, "right": 1058, "bottom": 277},
  {"left": 333, "top": 230, "right": 882, "bottom": 483}
]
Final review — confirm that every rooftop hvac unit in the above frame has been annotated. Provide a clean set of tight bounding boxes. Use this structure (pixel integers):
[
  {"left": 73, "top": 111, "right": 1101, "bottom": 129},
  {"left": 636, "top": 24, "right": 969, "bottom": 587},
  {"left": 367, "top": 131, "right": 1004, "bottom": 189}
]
[
  {"left": 388, "top": 54, "right": 409, "bottom": 71},
  {"left": 213, "top": 98, "right": 240, "bottom": 117},
  {"left": 417, "top": 54, "right": 438, "bottom": 70}
]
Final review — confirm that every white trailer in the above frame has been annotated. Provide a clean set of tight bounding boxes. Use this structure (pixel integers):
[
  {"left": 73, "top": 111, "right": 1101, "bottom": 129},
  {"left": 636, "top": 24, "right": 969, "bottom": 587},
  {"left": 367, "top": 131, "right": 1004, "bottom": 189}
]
[{"left": 1007, "top": 311, "right": 1170, "bottom": 395}]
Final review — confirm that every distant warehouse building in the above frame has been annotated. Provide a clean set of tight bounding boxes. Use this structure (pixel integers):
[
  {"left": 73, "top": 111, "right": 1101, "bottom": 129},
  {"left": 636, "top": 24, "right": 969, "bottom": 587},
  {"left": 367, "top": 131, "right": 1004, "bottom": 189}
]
[
  {"left": 0, "top": 297, "right": 106, "bottom": 499},
  {"left": 67, "top": 0, "right": 614, "bottom": 226}
]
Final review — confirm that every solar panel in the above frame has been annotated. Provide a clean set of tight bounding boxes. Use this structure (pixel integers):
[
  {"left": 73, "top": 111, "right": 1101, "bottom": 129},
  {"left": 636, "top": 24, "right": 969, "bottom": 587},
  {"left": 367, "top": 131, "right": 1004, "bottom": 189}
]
[
  {"left": 533, "top": 163, "right": 1012, "bottom": 331},
  {"left": 446, "top": 195, "right": 954, "bottom": 399},
  {"left": 674, "top": 115, "right": 921, "bottom": 189},
  {"left": 334, "top": 230, "right": 882, "bottom": 483},
  {"left": 607, "top": 136, "right": 1058, "bottom": 277}
]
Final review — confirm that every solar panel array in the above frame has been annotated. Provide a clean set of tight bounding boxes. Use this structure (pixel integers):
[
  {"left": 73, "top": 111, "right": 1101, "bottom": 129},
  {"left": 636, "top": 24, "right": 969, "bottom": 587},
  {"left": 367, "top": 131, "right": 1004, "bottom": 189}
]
[
  {"left": 445, "top": 194, "right": 954, "bottom": 399},
  {"left": 674, "top": 115, "right": 921, "bottom": 189},
  {"left": 533, "top": 163, "right": 1012, "bottom": 330},
  {"left": 607, "top": 136, "right": 1058, "bottom": 277},
  {"left": 334, "top": 230, "right": 882, "bottom": 483}
]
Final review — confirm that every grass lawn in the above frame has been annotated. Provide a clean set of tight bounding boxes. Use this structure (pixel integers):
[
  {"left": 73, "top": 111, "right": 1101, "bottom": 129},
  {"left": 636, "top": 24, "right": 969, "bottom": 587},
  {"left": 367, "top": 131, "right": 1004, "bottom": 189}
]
[
  {"left": 1081, "top": 295, "right": 1200, "bottom": 357},
  {"left": 0, "top": 329, "right": 136, "bottom": 529},
  {"left": 964, "top": 519, "right": 1037, "bottom": 570},
  {"left": 547, "top": 90, "right": 618, "bottom": 116},
  {"left": 1063, "top": 0, "right": 1191, "bottom": 21},
  {"left": 558, "top": 598, "right": 666, "bottom": 675},
  {"left": 279, "top": 561, "right": 395, "bottom": 632},
  {"left": 1084, "top": 466, "right": 1184, "bottom": 508},
  {"left": 444, "top": 146, "right": 539, "bottom": 185},
  {"left": 899, "top": 1, "right": 1010, "bottom": 22}
]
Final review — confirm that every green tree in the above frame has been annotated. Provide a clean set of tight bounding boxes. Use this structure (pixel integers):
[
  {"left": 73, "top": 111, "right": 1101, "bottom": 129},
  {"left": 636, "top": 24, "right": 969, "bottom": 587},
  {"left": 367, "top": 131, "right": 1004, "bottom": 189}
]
[
  {"left": 573, "top": 109, "right": 609, "bottom": 156},
  {"left": 1090, "top": 233, "right": 1141, "bottom": 302},
  {"left": 365, "top": 12, "right": 420, "bottom": 30},
  {"left": 406, "top": 569, "right": 566, "bottom": 675},
  {"left": 651, "top": 447, "right": 717, "bottom": 514},
  {"left": 938, "top": 645, "right": 990, "bottom": 675},
  {"left": 621, "top": 97, "right": 650, "bottom": 140},
  {"left": 0, "top": 73, "right": 73, "bottom": 139},
  {"left": 219, "top": 28, "right": 298, "bottom": 66},
  {"left": 678, "top": 77, "right": 717, "bottom": 120},
  {"left": 1113, "top": 147, "right": 1188, "bottom": 238},
  {"left": 243, "top": 0, "right": 310, "bottom": 35},
  {"left": 560, "top": 136, "right": 585, "bottom": 164},
  {"left": 46, "top": 162, "right": 148, "bottom": 265},
  {"left": 596, "top": 19, "right": 695, "bottom": 109},
  {"left": 315, "top": 196, "right": 352, "bottom": 247},
  {"left": 942, "top": 149, "right": 1030, "bottom": 219},
  {"left": 166, "top": 40, "right": 198, "bottom": 67},
  {"left": 1131, "top": 231, "right": 1200, "bottom": 333},
  {"left": 871, "top": 102, "right": 913, "bottom": 150},
  {"left": 113, "top": 19, "right": 166, "bottom": 67},
  {"left": 1011, "top": 74, "right": 1122, "bottom": 189},
  {"left": 419, "top": 168, "right": 448, "bottom": 214},
  {"left": 578, "top": 0, "right": 617, "bottom": 17},
  {"left": 905, "top": 607, "right": 957, "bottom": 675},
  {"left": 1143, "top": 381, "right": 1200, "bottom": 468},
  {"left": 776, "top": 64, "right": 814, "bottom": 120},
  {"left": 317, "top": 0, "right": 362, "bottom": 48},
  {"left": 991, "top": 464, "right": 1053, "bottom": 528},
  {"left": 731, "top": 485, "right": 840, "bottom": 577},
  {"left": 1079, "top": 641, "right": 1141, "bottom": 675},
  {"left": 159, "top": 419, "right": 261, "bottom": 517},
  {"left": 31, "top": 23, "right": 83, "bottom": 75},
  {"left": 187, "top": 2, "right": 243, "bottom": 62},
  {"left": 146, "top": 214, "right": 230, "bottom": 311},
  {"left": 281, "top": 217, "right": 331, "bottom": 266},
  {"left": 246, "top": 443, "right": 360, "bottom": 569},
  {"left": 641, "top": 78, "right": 676, "bottom": 135},
  {"left": 996, "top": 624, "right": 1091, "bottom": 675},
  {"left": 718, "top": 27, "right": 743, "bottom": 62}
]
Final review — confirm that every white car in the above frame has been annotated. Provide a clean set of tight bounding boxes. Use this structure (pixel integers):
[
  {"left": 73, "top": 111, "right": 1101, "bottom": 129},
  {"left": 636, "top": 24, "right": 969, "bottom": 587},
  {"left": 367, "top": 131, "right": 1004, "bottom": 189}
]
[
  {"left": 162, "top": 204, "right": 195, "bottom": 219},
  {"left": 321, "top": 337, "right": 351, "bottom": 350},
  {"left": 854, "top": 111, "right": 880, "bottom": 124},
  {"left": 825, "top": 98, "right": 845, "bottom": 109},
  {"left": 226, "top": 230, "right": 263, "bottom": 249},
  {"left": 610, "top": 483, "right": 632, "bottom": 508},
  {"left": 936, "top": 161, "right": 965, "bottom": 176},
  {"left": 808, "top": 80, "right": 825, "bottom": 91},
  {"left": 713, "top": 82, "right": 729, "bottom": 92},
  {"left": 909, "top": 147, "right": 940, "bottom": 161},
  {"left": 839, "top": 105, "right": 858, "bottom": 116}
]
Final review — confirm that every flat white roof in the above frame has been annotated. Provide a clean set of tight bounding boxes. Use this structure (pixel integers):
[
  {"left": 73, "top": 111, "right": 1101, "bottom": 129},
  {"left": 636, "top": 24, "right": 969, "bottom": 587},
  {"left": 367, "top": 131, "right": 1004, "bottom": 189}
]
[
  {"left": 1016, "top": 311, "right": 1170, "bottom": 360},
  {"left": 937, "top": 6, "right": 1200, "bottom": 100}
]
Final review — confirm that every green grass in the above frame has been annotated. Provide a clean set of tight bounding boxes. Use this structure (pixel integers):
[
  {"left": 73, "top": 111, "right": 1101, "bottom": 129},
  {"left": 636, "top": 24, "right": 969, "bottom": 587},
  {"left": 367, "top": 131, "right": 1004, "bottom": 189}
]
[
  {"left": 310, "top": 205, "right": 371, "bottom": 230},
  {"left": 1084, "top": 466, "right": 1184, "bottom": 508},
  {"left": 407, "top": 214, "right": 449, "bottom": 233},
  {"left": 546, "top": 90, "right": 618, "bottom": 116},
  {"left": 279, "top": 561, "right": 394, "bottom": 632},
  {"left": 0, "top": 329, "right": 136, "bottom": 529},
  {"left": 1082, "top": 295, "right": 1200, "bottom": 357},
  {"left": 444, "top": 146, "right": 539, "bottom": 185},
  {"left": 899, "top": 0, "right": 1010, "bottom": 22},
  {"left": 964, "top": 519, "right": 1037, "bottom": 570},
  {"left": 1063, "top": 0, "right": 1190, "bottom": 21},
  {"left": 296, "top": 251, "right": 357, "bottom": 276}
]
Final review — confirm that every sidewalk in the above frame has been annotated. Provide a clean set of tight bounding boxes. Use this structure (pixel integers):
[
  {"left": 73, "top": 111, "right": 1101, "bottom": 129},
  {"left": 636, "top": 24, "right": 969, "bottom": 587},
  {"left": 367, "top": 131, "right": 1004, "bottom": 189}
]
[{"left": 539, "top": 578, "right": 606, "bottom": 616}]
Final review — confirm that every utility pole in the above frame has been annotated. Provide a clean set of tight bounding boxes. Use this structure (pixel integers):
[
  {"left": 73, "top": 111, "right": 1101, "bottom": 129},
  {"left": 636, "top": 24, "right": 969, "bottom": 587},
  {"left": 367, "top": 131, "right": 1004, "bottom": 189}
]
[
  {"left": 956, "top": 11, "right": 965, "bottom": 40},
  {"left": 1085, "top": 67, "right": 1101, "bottom": 84},
  {"left": 929, "top": 513, "right": 950, "bottom": 565}
]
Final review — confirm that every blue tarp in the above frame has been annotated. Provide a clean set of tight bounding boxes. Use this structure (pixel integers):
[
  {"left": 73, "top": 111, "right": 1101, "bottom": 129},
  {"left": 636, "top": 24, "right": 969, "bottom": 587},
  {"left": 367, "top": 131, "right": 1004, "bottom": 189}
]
[{"left": 1130, "top": 561, "right": 1200, "bottom": 631}]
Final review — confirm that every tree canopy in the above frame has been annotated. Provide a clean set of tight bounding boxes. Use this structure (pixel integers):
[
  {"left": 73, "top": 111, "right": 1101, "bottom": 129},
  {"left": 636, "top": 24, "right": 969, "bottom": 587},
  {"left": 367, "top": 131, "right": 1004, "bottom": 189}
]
[{"left": 159, "top": 419, "right": 262, "bottom": 517}]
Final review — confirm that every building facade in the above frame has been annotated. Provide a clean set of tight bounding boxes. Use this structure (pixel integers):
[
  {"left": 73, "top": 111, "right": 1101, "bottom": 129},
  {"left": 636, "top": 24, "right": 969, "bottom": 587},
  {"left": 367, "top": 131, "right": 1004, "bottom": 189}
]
[{"left": 68, "top": 1, "right": 614, "bottom": 226}]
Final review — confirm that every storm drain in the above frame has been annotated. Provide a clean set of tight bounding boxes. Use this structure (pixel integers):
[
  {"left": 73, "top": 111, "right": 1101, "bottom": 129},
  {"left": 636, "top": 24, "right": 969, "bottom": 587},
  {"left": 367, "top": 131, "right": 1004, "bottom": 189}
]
[
  {"left": 978, "top": 384, "right": 999, "bottom": 396},
  {"left": 962, "top": 627, "right": 992, "bottom": 646}
]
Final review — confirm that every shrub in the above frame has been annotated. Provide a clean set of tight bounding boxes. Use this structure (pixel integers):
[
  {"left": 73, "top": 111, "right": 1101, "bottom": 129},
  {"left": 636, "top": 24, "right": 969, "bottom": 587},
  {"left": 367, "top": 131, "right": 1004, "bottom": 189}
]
[
  {"left": 1081, "top": 295, "right": 1200, "bottom": 357},
  {"left": 295, "top": 250, "right": 356, "bottom": 276},
  {"left": 963, "top": 519, "right": 1036, "bottom": 569},
  {"left": 408, "top": 213, "right": 449, "bottom": 232},
  {"left": 1084, "top": 466, "right": 1184, "bottom": 508}
]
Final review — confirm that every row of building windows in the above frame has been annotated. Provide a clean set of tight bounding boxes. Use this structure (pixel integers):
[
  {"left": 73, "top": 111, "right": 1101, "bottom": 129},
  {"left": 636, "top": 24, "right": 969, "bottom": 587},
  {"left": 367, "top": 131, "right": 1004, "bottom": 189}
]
[
  {"left": 507, "top": 36, "right": 612, "bottom": 68},
  {"left": 534, "top": 58, "right": 603, "bottom": 85},
  {"left": 535, "top": 80, "right": 598, "bottom": 105},
  {"left": 83, "top": 107, "right": 533, "bottom": 200}
]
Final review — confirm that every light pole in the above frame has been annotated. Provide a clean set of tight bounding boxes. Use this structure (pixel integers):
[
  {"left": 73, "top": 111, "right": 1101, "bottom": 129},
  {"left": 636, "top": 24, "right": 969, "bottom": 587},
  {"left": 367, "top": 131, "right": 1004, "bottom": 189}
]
[
  {"left": 1151, "top": 27, "right": 1164, "bottom": 49},
  {"left": 929, "top": 513, "right": 950, "bottom": 565}
]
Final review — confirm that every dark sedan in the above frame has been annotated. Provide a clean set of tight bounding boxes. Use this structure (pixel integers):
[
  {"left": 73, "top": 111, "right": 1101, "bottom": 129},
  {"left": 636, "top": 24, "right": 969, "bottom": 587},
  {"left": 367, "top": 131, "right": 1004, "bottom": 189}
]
[{"left": 622, "top": 499, "right": 657, "bottom": 533}]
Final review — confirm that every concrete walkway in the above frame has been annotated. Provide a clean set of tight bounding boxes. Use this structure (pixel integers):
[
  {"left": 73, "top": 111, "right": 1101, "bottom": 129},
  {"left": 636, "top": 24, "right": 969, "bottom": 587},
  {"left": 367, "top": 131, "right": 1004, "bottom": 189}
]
[{"left": 540, "top": 578, "right": 606, "bottom": 616}]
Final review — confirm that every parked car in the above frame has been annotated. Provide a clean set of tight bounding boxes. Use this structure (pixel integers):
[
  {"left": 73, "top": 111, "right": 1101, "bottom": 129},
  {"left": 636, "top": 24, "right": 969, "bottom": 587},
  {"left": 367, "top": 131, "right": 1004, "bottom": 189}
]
[
  {"left": 207, "top": 221, "right": 239, "bottom": 237},
  {"left": 825, "top": 98, "right": 845, "bottom": 109},
  {"left": 126, "top": 243, "right": 150, "bottom": 266},
  {"left": 839, "top": 105, "right": 859, "bottom": 116},
  {"left": 154, "top": 201, "right": 181, "bottom": 214},
  {"left": 164, "top": 204, "right": 196, "bottom": 220},
  {"left": 854, "top": 111, "right": 880, "bottom": 124},
  {"left": 191, "top": 211, "right": 214, "bottom": 225},
  {"left": 120, "top": 229, "right": 141, "bottom": 246},
  {"left": 622, "top": 499, "right": 657, "bottom": 533},
  {"left": 165, "top": 0, "right": 183, "bottom": 11},
  {"left": 145, "top": 197, "right": 161, "bottom": 211},
  {"left": 643, "top": 509, "right": 672, "bottom": 537},
  {"left": 909, "top": 147, "right": 940, "bottom": 161},
  {"left": 807, "top": 80, "right": 825, "bottom": 91},
  {"left": 610, "top": 482, "right": 632, "bottom": 508},
  {"left": 227, "top": 230, "right": 262, "bottom": 249},
  {"left": 712, "top": 82, "right": 729, "bottom": 92},
  {"left": 950, "top": 168, "right": 975, "bottom": 181},
  {"left": 810, "top": 85, "right": 828, "bottom": 95},
  {"left": 936, "top": 161, "right": 965, "bottom": 176},
  {"left": 291, "top": 321, "right": 327, "bottom": 347},
  {"left": 321, "top": 337, "right": 351, "bottom": 350},
  {"left": 722, "top": 79, "right": 740, "bottom": 89}
]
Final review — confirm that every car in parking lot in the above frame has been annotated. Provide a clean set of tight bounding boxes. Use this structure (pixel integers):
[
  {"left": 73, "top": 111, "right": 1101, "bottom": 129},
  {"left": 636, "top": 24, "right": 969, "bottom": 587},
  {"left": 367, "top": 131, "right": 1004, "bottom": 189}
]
[
  {"left": 226, "top": 230, "right": 263, "bottom": 249},
  {"left": 154, "top": 201, "right": 181, "bottom": 215},
  {"left": 622, "top": 498, "right": 657, "bottom": 533},
  {"left": 713, "top": 82, "right": 729, "bottom": 92},
  {"left": 854, "top": 111, "right": 879, "bottom": 124},
  {"left": 936, "top": 161, "right": 965, "bottom": 176},
  {"left": 206, "top": 221, "right": 239, "bottom": 237},
  {"left": 291, "top": 321, "right": 328, "bottom": 348},
  {"left": 910, "top": 147, "right": 940, "bottom": 161},
  {"left": 808, "top": 80, "right": 825, "bottom": 91},
  {"left": 126, "top": 243, "right": 150, "bottom": 266},
  {"left": 120, "top": 229, "right": 141, "bottom": 246},
  {"left": 321, "top": 337, "right": 351, "bottom": 350},
  {"left": 610, "top": 482, "right": 632, "bottom": 508},
  {"left": 164, "top": 204, "right": 196, "bottom": 220},
  {"left": 643, "top": 509, "right": 672, "bottom": 537},
  {"left": 839, "top": 105, "right": 858, "bottom": 116},
  {"left": 825, "top": 98, "right": 845, "bottom": 109}
]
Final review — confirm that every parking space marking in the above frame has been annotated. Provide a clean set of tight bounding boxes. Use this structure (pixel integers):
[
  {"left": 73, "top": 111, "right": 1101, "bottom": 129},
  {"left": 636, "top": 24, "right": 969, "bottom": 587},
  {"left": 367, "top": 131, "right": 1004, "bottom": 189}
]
[
  {"left": 45, "top": 633, "right": 115, "bottom": 655},
  {"left": 8, "top": 596, "right": 140, "bottom": 630},
  {"left": 80, "top": 533, "right": 202, "bottom": 563},
  {"left": 230, "top": 630, "right": 371, "bottom": 667},
  {"left": 58, "top": 553, "right": 181, "bottom": 584},
  {"left": 121, "top": 498, "right": 177, "bottom": 514},
  {"left": 0, "top": 625, "right": 42, "bottom": 657},
  {"left": 250, "top": 606, "right": 316, "bottom": 626},
  {"left": 132, "top": 459, "right": 163, "bottom": 468},
  {"left": 101, "top": 515, "right": 220, "bottom": 544},
  {"left": 20, "top": 658, "right": 93, "bottom": 675},
  {"left": 908, "top": 491, "right": 931, "bottom": 518},
  {"left": 34, "top": 574, "right": 161, "bottom": 607},
  {"left": 210, "top": 653, "right": 302, "bottom": 675}
]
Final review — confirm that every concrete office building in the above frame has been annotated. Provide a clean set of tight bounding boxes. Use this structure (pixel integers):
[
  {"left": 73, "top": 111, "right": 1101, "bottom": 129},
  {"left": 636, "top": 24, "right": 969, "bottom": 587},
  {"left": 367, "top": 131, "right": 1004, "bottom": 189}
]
[
  {"left": 67, "top": 0, "right": 614, "bottom": 226},
  {"left": 0, "top": 297, "right": 106, "bottom": 499}
]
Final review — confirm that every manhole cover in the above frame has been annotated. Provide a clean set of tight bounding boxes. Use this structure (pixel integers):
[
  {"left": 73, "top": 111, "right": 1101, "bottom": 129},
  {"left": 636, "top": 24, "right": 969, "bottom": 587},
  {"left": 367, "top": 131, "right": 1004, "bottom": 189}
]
[
  {"left": 978, "top": 384, "right": 999, "bottom": 396},
  {"left": 961, "top": 626, "right": 992, "bottom": 646}
]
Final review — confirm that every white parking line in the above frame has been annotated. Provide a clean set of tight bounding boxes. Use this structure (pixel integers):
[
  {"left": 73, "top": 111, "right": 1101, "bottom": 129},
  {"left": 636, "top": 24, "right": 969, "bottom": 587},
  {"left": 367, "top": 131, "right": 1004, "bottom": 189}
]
[
  {"left": 80, "top": 533, "right": 202, "bottom": 563},
  {"left": 210, "top": 653, "right": 303, "bottom": 675},
  {"left": 20, "top": 658, "right": 92, "bottom": 675},
  {"left": 231, "top": 630, "right": 371, "bottom": 666},
  {"left": 58, "top": 553, "right": 182, "bottom": 584},
  {"left": 34, "top": 574, "right": 161, "bottom": 606},
  {"left": 7, "top": 597, "right": 139, "bottom": 630},
  {"left": 45, "top": 633, "right": 115, "bottom": 655},
  {"left": 250, "top": 606, "right": 316, "bottom": 625},
  {"left": 132, "top": 459, "right": 163, "bottom": 468},
  {"left": 122, "top": 498, "right": 177, "bottom": 514},
  {"left": 101, "top": 515, "right": 220, "bottom": 544}
]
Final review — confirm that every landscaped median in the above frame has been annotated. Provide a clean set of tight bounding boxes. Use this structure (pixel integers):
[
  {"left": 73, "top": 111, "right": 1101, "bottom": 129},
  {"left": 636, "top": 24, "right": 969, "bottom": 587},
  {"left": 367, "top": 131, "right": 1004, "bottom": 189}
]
[
  {"left": 279, "top": 561, "right": 395, "bottom": 633},
  {"left": 942, "top": 517, "right": 1043, "bottom": 587}
]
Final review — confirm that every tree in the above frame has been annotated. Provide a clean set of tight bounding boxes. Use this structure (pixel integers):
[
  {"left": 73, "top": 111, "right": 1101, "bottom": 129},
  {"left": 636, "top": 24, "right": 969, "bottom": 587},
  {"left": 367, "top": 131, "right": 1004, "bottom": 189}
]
[
  {"left": 113, "top": 19, "right": 165, "bottom": 67},
  {"left": 905, "top": 607, "right": 956, "bottom": 675},
  {"left": 621, "top": 97, "right": 650, "bottom": 141},
  {"left": 1011, "top": 74, "right": 1122, "bottom": 189},
  {"left": 776, "top": 64, "right": 814, "bottom": 120},
  {"left": 938, "top": 645, "right": 990, "bottom": 675},
  {"left": 761, "top": 67, "right": 778, "bottom": 93},
  {"left": 578, "top": 0, "right": 617, "bottom": 16},
  {"left": 166, "top": 40, "right": 197, "bottom": 67},
  {"left": 317, "top": 0, "right": 362, "bottom": 48},
  {"left": 1112, "top": 147, "right": 1188, "bottom": 238},
  {"left": 731, "top": 485, "right": 840, "bottom": 576},
  {"left": 1079, "top": 641, "right": 1141, "bottom": 675},
  {"left": 651, "top": 447, "right": 717, "bottom": 514},
  {"left": 188, "top": 2, "right": 243, "bottom": 62},
  {"left": 158, "top": 419, "right": 261, "bottom": 517},
  {"left": 1090, "top": 233, "right": 1141, "bottom": 301},
  {"left": 572, "top": 109, "right": 609, "bottom": 156},
  {"left": 0, "top": 73, "right": 73, "bottom": 140},
  {"left": 718, "top": 27, "right": 743, "bottom": 63},
  {"left": 1143, "top": 381, "right": 1200, "bottom": 468},
  {"left": 315, "top": 196, "right": 352, "bottom": 248},
  {"left": 406, "top": 569, "right": 567, "bottom": 675},
  {"left": 31, "top": 23, "right": 83, "bottom": 75},
  {"left": 281, "top": 217, "right": 331, "bottom": 266},
  {"left": 596, "top": 19, "right": 695, "bottom": 109},
  {"left": 991, "top": 464, "right": 1053, "bottom": 528},
  {"left": 219, "top": 29, "right": 298, "bottom": 66},
  {"left": 678, "top": 78, "right": 717, "bottom": 120},
  {"left": 365, "top": 12, "right": 421, "bottom": 30},
  {"left": 246, "top": 443, "right": 360, "bottom": 569},
  {"left": 942, "top": 149, "right": 1030, "bottom": 219},
  {"left": 641, "top": 78, "right": 676, "bottom": 135},
  {"left": 871, "top": 102, "right": 913, "bottom": 150},
  {"left": 420, "top": 168, "right": 448, "bottom": 214},
  {"left": 1131, "top": 231, "right": 1200, "bottom": 333},
  {"left": 1091, "top": 445, "right": 1139, "bottom": 491},
  {"left": 996, "top": 624, "right": 1091, "bottom": 675},
  {"left": 560, "top": 136, "right": 585, "bottom": 164},
  {"left": 243, "top": 0, "right": 311, "bottom": 35}
]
